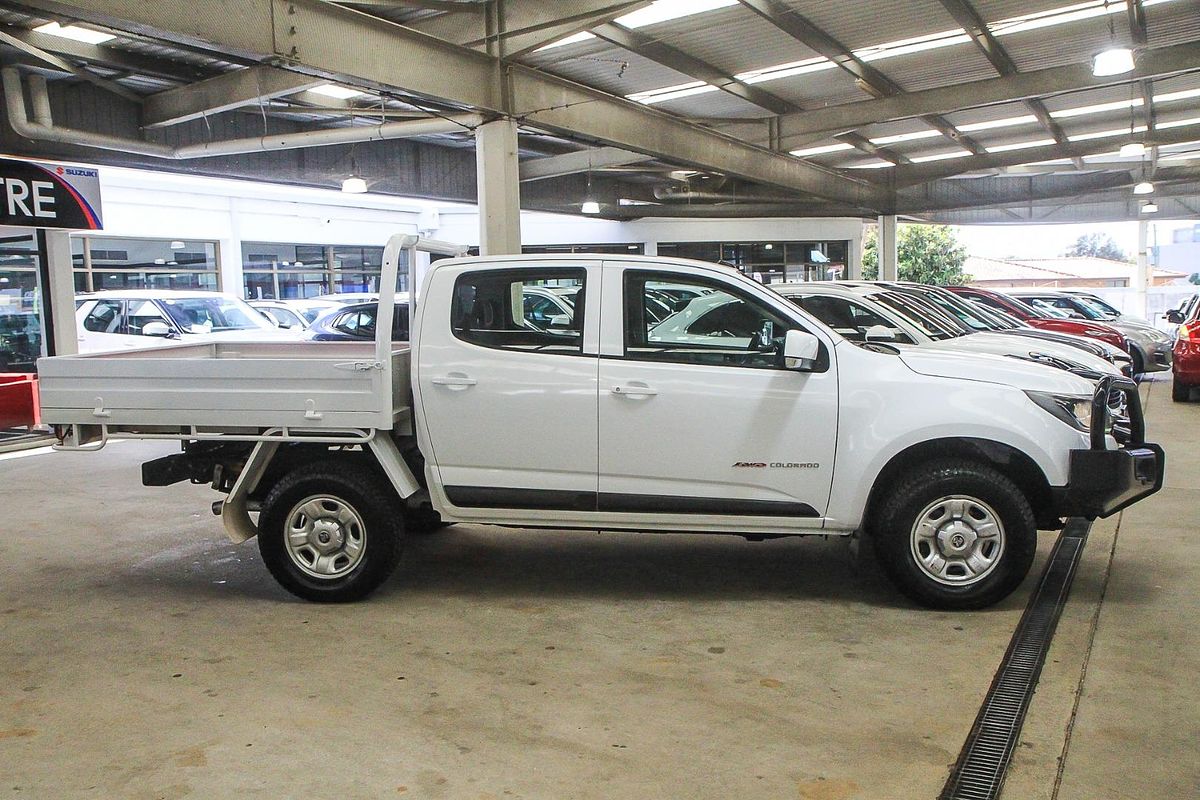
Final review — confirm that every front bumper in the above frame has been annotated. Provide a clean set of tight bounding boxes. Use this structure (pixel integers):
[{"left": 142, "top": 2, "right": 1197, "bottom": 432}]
[
  {"left": 1133, "top": 339, "right": 1173, "bottom": 372},
  {"left": 1049, "top": 376, "right": 1165, "bottom": 520}
]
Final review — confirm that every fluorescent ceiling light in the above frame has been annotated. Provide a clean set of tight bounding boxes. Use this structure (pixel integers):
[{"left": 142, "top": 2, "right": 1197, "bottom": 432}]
[
  {"left": 1133, "top": 181, "right": 1155, "bottom": 195},
  {"left": 33, "top": 21, "right": 114, "bottom": 44},
  {"left": 310, "top": 83, "right": 367, "bottom": 100},
  {"left": 1051, "top": 98, "right": 1140, "bottom": 119},
  {"left": 845, "top": 160, "right": 896, "bottom": 169},
  {"left": 1155, "top": 116, "right": 1200, "bottom": 130},
  {"left": 341, "top": 176, "right": 368, "bottom": 193},
  {"left": 790, "top": 143, "right": 855, "bottom": 157},
  {"left": 1118, "top": 142, "right": 1146, "bottom": 157},
  {"left": 1155, "top": 88, "right": 1200, "bottom": 103},
  {"left": 909, "top": 150, "right": 972, "bottom": 163},
  {"left": 540, "top": 0, "right": 737, "bottom": 50},
  {"left": 1092, "top": 48, "right": 1135, "bottom": 77},
  {"left": 581, "top": 200, "right": 601, "bottom": 214},
  {"left": 869, "top": 129, "right": 942, "bottom": 145},
  {"left": 985, "top": 138, "right": 1057, "bottom": 153},
  {"left": 955, "top": 115, "right": 1038, "bottom": 133},
  {"left": 1068, "top": 125, "right": 1147, "bottom": 142},
  {"left": 1141, "top": 202, "right": 1158, "bottom": 213},
  {"left": 627, "top": 81, "right": 717, "bottom": 105}
]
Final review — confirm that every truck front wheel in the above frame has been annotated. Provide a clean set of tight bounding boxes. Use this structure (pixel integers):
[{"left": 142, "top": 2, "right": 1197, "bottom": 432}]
[
  {"left": 870, "top": 460, "right": 1036, "bottom": 610},
  {"left": 258, "top": 462, "right": 404, "bottom": 602}
]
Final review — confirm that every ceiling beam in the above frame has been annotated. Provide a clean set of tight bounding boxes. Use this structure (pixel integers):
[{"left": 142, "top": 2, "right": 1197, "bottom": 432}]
[
  {"left": 10, "top": 0, "right": 887, "bottom": 209},
  {"left": 519, "top": 146, "right": 651, "bottom": 181},
  {"left": 143, "top": 64, "right": 326, "bottom": 127},
  {"left": 892, "top": 124, "right": 1200, "bottom": 186},
  {"left": 0, "top": 24, "right": 208, "bottom": 83},
  {"left": 772, "top": 40, "right": 1200, "bottom": 148},
  {"left": 897, "top": 165, "right": 1200, "bottom": 212},
  {"left": 736, "top": 0, "right": 988, "bottom": 158},
  {"left": 935, "top": 0, "right": 1083, "bottom": 169},
  {"left": 0, "top": 24, "right": 143, "bottom": 102},
  {"left": 590, "top": 22, "right": 793, "bottom": 115}
]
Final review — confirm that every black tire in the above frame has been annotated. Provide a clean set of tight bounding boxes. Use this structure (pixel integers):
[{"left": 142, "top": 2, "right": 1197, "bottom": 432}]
[
  {"left": 870, "top": 459, "right": 1037, "bottom": 610},
  {"left": 258, "top": 461, "right": 404, "bottom": 602},
  {"left": 1172, "top": 377, "right": 1190, "bottom": 402}
]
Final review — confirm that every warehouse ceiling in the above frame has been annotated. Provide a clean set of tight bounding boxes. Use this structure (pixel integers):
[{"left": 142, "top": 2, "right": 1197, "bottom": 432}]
[{"left": 0, "top": 0, "right": 1197, "bottom": 222}]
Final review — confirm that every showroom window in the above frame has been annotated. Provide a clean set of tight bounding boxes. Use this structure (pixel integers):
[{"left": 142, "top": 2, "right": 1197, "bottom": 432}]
[
  {"left": 656, "top": 240, "right": 849, "bottom": 283},
  {"left": 72, "top": 236, "right": 219, "bottom": 292},
  {"left": 243, "top": 243, "right": 405, "bottom": 299}
]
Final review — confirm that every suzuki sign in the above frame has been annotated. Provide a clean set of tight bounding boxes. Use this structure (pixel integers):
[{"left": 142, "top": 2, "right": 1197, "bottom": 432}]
[{"left": 0, "top": 157, "right": 102, "bottom": 230}]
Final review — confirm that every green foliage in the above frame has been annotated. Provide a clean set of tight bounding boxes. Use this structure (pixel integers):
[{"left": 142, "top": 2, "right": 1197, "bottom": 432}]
[
  {"left": 860, "top": 224, "right": 970, "bottom": 285},
  {"left": 1065, "top": 233, "right": 1130, "bottom": 262}
]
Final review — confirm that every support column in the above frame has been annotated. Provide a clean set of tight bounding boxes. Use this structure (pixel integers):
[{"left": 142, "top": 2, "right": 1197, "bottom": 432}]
[
  {"left": 878, "top": 214, "right": 898, "bottom": 281},
  {"left": 42, "top": 230, "right": 77, "bottom": 356},
  {"left": 475, "top": 118, "right": 522, "bottom": 255},
  {"left": 1134, "top": 219, "right": 1150, "bottom": 320}
]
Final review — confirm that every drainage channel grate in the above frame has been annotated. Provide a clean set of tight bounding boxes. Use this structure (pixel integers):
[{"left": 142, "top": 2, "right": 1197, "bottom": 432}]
[{"left": 938, "top": 518, "right": 1091, "bottom": 800}]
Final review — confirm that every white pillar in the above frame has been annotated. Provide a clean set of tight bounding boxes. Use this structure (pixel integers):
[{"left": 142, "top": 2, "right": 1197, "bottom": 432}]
[
  {"left": 846, "top": 223, "right": 864, "bottom": 280},
  {"left": 221, "top": 197, "right": 245, "bottom": 297},
  {"left": 475, "top": 118, "right": 521, "bottom": 255},
  {"left": 42, "top": 230, "right": 77, "bottom": 356},
  {"left": 1134, "top": 219, "right": 1150, "bottom": 320},
  {"left": 877, "top": 214, "right": 898, "bottom": 281}
]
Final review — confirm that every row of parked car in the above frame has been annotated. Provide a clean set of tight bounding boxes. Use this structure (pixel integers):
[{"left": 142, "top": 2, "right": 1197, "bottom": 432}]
[{"left": 69, "top": 282, "right": 1174, "bottom": 383}]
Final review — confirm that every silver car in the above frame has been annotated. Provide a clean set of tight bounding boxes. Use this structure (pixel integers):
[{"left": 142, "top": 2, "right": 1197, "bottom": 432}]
[{"left": 1008, "top": 289, "right": 1172, "bottom": 375}]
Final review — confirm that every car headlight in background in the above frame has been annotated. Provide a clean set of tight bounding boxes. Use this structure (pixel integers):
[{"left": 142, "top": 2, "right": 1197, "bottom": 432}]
[{"left": 1025, "top": 390, "right": 1094, "bottom": 432}]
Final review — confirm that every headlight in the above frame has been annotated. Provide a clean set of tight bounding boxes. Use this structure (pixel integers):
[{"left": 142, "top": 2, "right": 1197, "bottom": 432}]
[{"left": 1025, "top": 390, "right": 1094, "bottom": 432}]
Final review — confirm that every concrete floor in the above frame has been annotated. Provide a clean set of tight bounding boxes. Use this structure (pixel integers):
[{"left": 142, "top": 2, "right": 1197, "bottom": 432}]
[{"left": 0, "top": 378, "right": 1195, "bottom": 800}]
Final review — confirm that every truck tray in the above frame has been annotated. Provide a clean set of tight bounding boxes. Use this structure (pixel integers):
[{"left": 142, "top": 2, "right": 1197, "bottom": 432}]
[{"left": 37, "top": 340, "right": 411, "bottom": 434}]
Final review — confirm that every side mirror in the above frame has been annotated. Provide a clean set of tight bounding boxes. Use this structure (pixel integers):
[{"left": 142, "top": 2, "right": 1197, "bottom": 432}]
[
  {"left": 783, "top": 329, "right": 820, "bottom": 371},
  {"left": 142, "top": 321, "right": 172, "bottom": 337},
  {"left": 548, "top": 314, "right": 570, "bottom": 329},
  {"left": 865, "top": 324, "right": 896, "bottom": 342},
  {"left": 1165, "top": 309, "right": 1183, "bottom": 324}
]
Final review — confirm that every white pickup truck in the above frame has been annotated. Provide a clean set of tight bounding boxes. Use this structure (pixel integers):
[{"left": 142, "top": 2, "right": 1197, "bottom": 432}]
[{"left": 37, "top": 235, "right": 1164, "bottom": 609}]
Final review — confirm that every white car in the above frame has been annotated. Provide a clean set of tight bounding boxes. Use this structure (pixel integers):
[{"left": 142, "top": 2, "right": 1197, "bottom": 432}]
[
  {"left": 76, "top": 290, "right": 302, "bottom": 351},
  {"left": 768, "top": 283, "right": 1122, "bottom": 379},
  {"left": 249, "top": 299, "right": 341, "bottom": 330}
]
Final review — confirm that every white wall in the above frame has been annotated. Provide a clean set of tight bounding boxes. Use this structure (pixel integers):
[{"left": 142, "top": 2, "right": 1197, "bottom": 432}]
[{"left": 90, "top": 167, "right": 867, "bottom": 290}]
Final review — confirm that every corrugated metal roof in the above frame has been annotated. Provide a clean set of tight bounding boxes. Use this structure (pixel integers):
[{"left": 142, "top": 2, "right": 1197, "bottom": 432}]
[
  {"left": 1145, "top": 1, "right": 1200, "bottom": 47},
  {"left": 878, "top": 47, "right": 1000, "bottom": 93},
  {"left": 648, "top": 7, "right": 820, "bottom": 76},
  {"left": 530, "top": 47, "right": 694, "bottom": 97},
  {"left": 776, "top": 0, "right": 960, "bottom": 53}
]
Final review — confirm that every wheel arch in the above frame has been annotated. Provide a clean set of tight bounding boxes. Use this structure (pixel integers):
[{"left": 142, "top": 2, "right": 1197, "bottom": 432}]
[{"left": 863, "top": 437, "right": 1058, "bottom": 533}]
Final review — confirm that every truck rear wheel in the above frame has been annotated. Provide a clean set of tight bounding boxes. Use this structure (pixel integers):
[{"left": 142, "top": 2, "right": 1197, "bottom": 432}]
[
  {"left": 258, "top": 462, "right": 404, "bottom": 602},
  {"left": 870, "top": 460, "right": 1036, "bottom": 610}
]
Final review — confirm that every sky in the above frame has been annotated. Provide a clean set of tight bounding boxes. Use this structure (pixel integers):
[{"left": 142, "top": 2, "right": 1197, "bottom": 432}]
[{"left": 952, "top": 220, "right": 1196, "bottom": 261}]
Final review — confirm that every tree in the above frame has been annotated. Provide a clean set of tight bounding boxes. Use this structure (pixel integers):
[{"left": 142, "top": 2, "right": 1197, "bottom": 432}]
[
  {"left": 860, "top": 224, "right": 971, "bottom": 285},
  {"left": 1065, "top": 233, "right": 1129, "bottom": 262}
]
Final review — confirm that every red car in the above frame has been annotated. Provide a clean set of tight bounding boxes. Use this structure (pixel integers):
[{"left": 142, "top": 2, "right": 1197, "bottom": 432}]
[
  {"left": 1169, "top": 296, "right": 1200, "bottom": 402},
  {"left": 946, "top": 286, "right": 1128, "bottom": 350}
]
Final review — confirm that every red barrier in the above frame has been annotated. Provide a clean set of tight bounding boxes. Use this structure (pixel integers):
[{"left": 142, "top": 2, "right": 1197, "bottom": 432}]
[{"left": 0, "top": 373, "right": 39, "bottom": 429}]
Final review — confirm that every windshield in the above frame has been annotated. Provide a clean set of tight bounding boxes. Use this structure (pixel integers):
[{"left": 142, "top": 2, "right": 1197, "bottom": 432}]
[
  {"left": 870, "top": 291, "right": 964, "bottom": 340},
  {"left": 902, "top": 287, "right": 997, "bottom": 332},
  {"left": 1073, "top": 296, "right": 1119, "bottom": 319},
  {"left": 161, "top": 296, "right": 276, "bottom": 333},
  {"left": 1024, "top": 296, "right": 1105, "bottom": 321},
  {"left": 969, "top": 301, "right": 1023, "bottom": 328}
]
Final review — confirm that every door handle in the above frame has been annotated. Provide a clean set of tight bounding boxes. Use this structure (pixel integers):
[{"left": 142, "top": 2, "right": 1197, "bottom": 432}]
[
  {"left": 611, "top": 383, "right": 657, "bottom": 397},
  {"left": 431, "top": 374, "right": 477, "bottom": 389}
]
